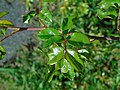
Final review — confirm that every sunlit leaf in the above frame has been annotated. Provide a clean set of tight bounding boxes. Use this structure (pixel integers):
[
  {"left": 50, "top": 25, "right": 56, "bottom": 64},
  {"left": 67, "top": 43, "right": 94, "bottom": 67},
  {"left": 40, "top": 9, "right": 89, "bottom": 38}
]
[
  {"left": 68, "top": 32, "right": 90, "bottom": 45},
  {"left": 48, "top": 47, "right": 63, "bottom": 60},
  {"left": 65, "top": 51, "right": 83, "bottom": 73},
  {"left": 61, "top": 59, "right": 69, "bottom": 73},
  {"left": 48, "top": 51, "right": 63, "bottom": 65},
  {"left": 0, "top": 12, "right": 8, "bottom": 18},
  {"left": 38, "top": 28, "right": 60, "bottom": 40},
  {"left": 67, "top": 49, "right": 84, "bottom": 66},
  {"left": 78, "top": 49, "right": 89, "bottom": 54},
  {"left": 23, "top": 11, "right": 36, "bottom": 23},
  {"left": 0, "top": 46, "right": 6, "bottom": 60},
  {"left": 0, "top": 20, "right": 14, "bottom": 27}
]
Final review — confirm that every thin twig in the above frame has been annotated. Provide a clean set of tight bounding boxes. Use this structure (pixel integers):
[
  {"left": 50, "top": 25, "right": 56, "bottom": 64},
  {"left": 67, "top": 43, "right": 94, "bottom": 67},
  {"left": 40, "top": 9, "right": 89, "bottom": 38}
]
[
  {"left": 87, "top": 35, "right": 120, "bottom": 41},
  {"left": 0, "top": 26, "right": 44, "bottom": 31},
  {"left": 0, "top": 27, "right": 44, "bottom": 42},
  {"left": 7, "top": 27, "right": 44, "bottom": 31},
  {"left": 39, "top": 19, "right": 47, "bottom": 28},
  {"left": 0, "top": 26, "right": 120, "bottom": 42},
  {"left": 38, "top": 0, "right": 48, "bottom": 28},
  {"left": 0, "top": 29, "right": 20, "bottom": 42}
]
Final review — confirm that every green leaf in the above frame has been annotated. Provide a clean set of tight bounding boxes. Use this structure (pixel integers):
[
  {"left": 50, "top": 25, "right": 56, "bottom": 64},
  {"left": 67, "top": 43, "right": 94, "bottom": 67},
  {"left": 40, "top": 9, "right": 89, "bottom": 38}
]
[
  {"left": 67, "top": 41, "right": 83, "bottom": 47},
  {"left": 62, "top": 18, "right": 68, "bottom": 32},
  {"left": 65, "top": 51, "right": 83, "bottom": 73},
  {"left": 0, "top": 28, "right": 6, "bottom": 36},
  {"left": 67, "top": 49, "right": 84, "bottom": 66},
  {"left": 43, "top": 0, "right": 56, "bottom": 2},
  {"left": 97, "top": 9, "right": 117, "bottom": 20},
  {"left": 67, "top": 16, "right": 74, "bottom": 31},
  {"left": 55, "top": 59, "right": 63, "bottom": 70},
  {"left": 69, "top": 32, "right": 90, "bottom": 44},
  {"left": 48, "top": 51, "right": 63, "bottom": 65},
  {"left": 39, "top": 9, "right": 52, "bottom": 22},
  {"left": 97, "top": 0, "right": 119, "bottom": 19},
  {"left": 48, "top": 47, "right": 63, "bottom": 60},
  {"left": 0, "top": 20, "right": 14, "bottom": 27},
  {"left": 23, "top": 11, "right": 36, "bottom": 23},
  {"left": 0, "top": 12, "right": 8, "bottom": 18},
  {"left": 98, "top": 0, "right": 114, "bottom": 10},
  {"left": 45, "top": 65, "right": 56, "bottom": 82},
  {"left": 64, "top": 66, "right": 75, "bottom": 80},
  {"left": 98, "top": 0, "right": 120, "bottom": 10},
  {"left": 43, "top": 35, "right": 63, "bottom": 47},
  {"left": 62, "top": 16, "right": 74, "bottom": 33},
  {"left": 38, "top": 28, "right": 60, "bottom": 40},
  {"left": 61, "top": 59, "right": 69, "bottom": 73},
  {"left": 68, "top": 66, "right": 75, "bottom": 80},
  {"left": 0, "top": 46, "right": 6, "bottom": 60},
  {"left": 97, "top": 9, "right": 108, "bottom": 20}
]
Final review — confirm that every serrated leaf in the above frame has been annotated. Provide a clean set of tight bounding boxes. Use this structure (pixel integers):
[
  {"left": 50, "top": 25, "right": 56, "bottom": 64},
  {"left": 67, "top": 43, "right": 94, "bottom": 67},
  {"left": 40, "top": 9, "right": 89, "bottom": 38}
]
[
  {"left": 69, "top": 32, "right": 90, "bottom": 44},
  {"left": 39, "top": 9, "right": 52, "bottom": 22},
  {"left": 23, "top": 11, "right": 36, "bottom": 23},
  {"left": 0, "top": 12, "right": 8, "bottom": 18},
  {"left": 0, "top": 46, "right": 6, "bottom": 60},
  {"left": 38, "top": 28, "right": 60, "bottom": 40},
  {"left": 48, "top": 51, "right": 63, "bottom": 65},
  {"left": 65, "top": 51, "right": 83, "bottom": 73},
  {"left": 43, "top": 35, "right": 63, "bottom": 47},
  {"left": 0, "top": 20, "right": 14, "bottom": 27}
]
